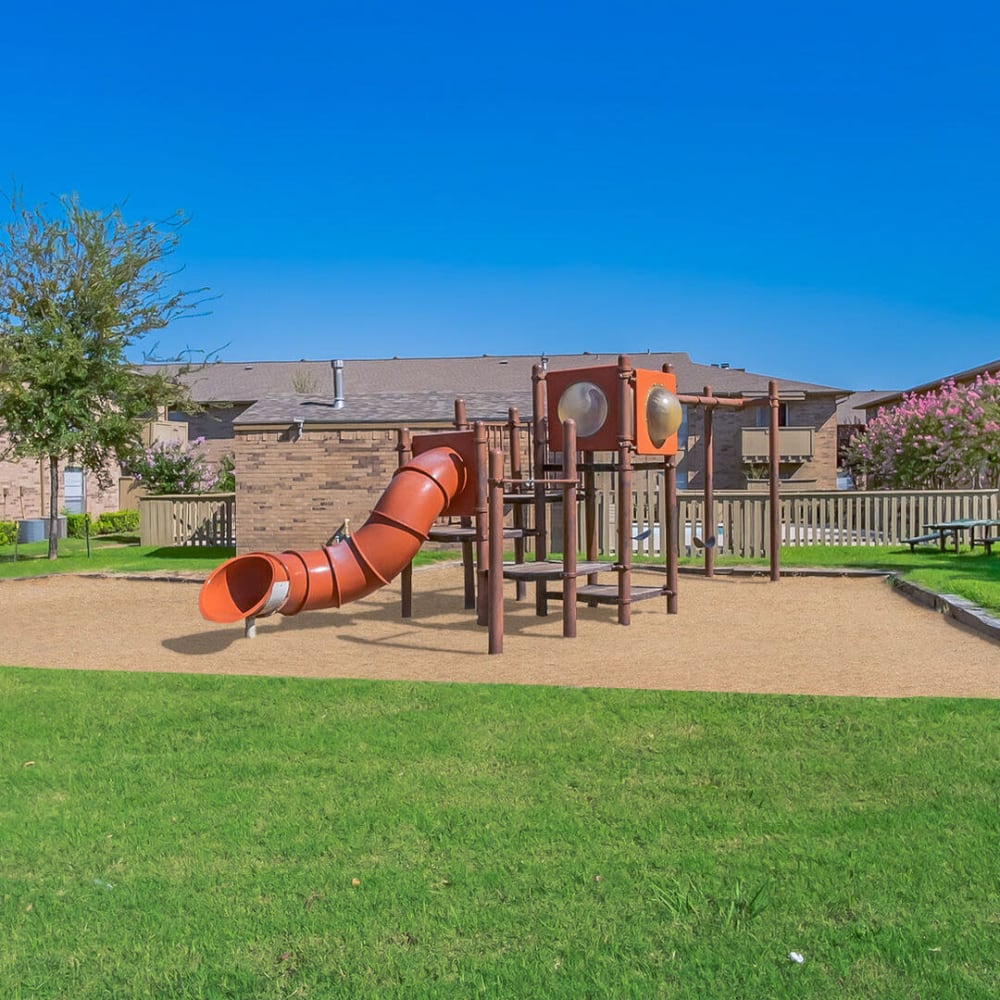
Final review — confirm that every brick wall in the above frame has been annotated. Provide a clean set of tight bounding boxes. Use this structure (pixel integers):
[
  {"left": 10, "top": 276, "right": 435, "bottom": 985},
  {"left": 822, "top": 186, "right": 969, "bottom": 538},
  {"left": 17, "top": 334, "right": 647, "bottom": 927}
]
[
  {"left": 0, "top": 451, "right": 46, "bottom": 519},
  {"left": 82, "top": 470, "right": 123, "bottom": 516},
  {"left": 0, "top": 439, "right": 123, "bottom": 519},
  {"left": 235, "top": 427, "right": 435, "bottom": 553},
  {"left": 678, "top": 397, "right": 839, "bottom": 491},
  {"left": 802, "top": 398, "right": 840, "bottom": 489}
]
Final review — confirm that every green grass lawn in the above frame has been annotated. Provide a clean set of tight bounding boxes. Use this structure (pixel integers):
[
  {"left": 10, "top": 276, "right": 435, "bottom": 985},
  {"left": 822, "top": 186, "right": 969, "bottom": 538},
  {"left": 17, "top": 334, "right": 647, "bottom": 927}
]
[
  {"left": 666, "top": 545, "right": 1000, "bottom": 616},
  {"left": 0, "top": 537, "right": 458, "bottom": 579},
  {"left": 779, "top": 545, "right": 1000, "bottom": 614},
  {"left": 1, "top": 669, "right": 998, "bottom": 999},
  {"left": 0, "top": 535, "right": 236, "bottom": 578}
]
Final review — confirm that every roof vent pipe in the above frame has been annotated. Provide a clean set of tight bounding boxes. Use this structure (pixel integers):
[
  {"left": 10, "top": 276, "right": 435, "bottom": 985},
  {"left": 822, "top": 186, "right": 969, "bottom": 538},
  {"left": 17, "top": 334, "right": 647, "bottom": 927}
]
[{"left": 332, "top": 359, "right": 345, "bottom": 409}]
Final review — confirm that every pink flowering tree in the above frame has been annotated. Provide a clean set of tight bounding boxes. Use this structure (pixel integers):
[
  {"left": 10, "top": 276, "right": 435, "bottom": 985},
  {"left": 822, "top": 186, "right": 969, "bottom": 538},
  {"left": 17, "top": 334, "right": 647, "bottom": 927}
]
[
  {"left": 124, "top": 437, "right": 222, "bottom": 495},
  {"left": 846, "top": 373, "right": 1000, "bottom": 488}
]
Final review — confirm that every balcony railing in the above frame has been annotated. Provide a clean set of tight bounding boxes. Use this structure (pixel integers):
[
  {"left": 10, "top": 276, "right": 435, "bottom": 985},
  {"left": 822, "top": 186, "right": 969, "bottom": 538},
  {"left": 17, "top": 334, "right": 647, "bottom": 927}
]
[{"left": 741, "top": 426, "right": 814, "bottom": 462}]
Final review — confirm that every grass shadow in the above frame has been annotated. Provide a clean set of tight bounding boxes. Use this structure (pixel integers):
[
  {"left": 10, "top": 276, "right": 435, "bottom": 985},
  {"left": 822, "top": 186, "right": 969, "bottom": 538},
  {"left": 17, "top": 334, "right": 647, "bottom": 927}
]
[{"left": 144, "top": 545, "right": 234, "bottom": 562}]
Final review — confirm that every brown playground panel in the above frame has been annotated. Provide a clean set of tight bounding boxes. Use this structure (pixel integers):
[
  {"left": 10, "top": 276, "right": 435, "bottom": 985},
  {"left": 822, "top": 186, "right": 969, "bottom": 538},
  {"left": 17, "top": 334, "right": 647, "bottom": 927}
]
[{"left": 2, "top": 566, "right": 998, "bottom": 699}]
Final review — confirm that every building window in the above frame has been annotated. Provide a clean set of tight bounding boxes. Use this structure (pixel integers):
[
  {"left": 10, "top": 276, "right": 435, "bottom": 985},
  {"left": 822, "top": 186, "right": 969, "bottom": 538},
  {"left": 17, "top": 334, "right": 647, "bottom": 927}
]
[
  {"left": 675, "top": 405, "right": 689, "bottom": 490},
  {"left": 64, "top": 467, "right": 85, "bottom": 513},
  {"left": 755, "top": 403, "right": 788, "bottom": 427}
]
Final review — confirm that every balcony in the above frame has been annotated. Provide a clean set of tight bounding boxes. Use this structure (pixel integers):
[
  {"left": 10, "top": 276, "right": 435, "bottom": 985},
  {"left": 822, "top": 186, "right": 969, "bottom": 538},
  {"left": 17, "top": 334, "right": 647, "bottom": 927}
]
[{"left": 741, "top": 426, "right": 814, "bottom": 462}]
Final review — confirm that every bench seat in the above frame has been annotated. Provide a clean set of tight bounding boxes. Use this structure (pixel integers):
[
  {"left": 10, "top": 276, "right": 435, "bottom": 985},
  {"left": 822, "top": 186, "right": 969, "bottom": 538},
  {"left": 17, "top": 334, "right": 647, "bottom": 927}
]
[
  {"left": 901, "top": 532, "right": 945, "bottom": 551},
  {"left": 971, "top": 535, "right": 1000, "bottom": 555}
]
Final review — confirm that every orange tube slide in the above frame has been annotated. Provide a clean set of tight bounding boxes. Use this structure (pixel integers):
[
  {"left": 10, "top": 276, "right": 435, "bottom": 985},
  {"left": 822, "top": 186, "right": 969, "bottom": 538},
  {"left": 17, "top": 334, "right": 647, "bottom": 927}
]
[{"left": 198, "top": 446, "right": 467, "bottom": 624}]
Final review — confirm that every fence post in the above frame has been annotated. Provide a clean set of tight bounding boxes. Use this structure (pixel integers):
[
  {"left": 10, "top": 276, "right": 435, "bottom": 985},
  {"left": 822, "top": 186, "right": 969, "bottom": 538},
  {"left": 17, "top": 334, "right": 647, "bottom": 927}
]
[
  {"left": 768, "top": 379, "right": 781, "bottom": 581},
  {"left": 702, "top": 385, "right": 715, "bottom": 577}
]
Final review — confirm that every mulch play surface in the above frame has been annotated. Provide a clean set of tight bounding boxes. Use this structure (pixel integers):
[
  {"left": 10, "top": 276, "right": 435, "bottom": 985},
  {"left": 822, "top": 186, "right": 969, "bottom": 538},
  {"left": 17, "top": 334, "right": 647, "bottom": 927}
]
[{"left": 1, "top": 565, "right": 997, "bottom": 698}]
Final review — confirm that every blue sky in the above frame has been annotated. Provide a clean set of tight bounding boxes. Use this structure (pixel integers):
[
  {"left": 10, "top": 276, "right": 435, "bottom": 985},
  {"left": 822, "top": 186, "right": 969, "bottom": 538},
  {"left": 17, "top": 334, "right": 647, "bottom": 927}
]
[{"left": 5, "top": 1, "right": 997, "bottom": 390}]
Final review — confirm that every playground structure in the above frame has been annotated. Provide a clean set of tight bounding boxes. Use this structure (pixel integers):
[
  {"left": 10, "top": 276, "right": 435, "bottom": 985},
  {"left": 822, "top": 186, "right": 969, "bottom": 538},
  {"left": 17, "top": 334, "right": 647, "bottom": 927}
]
[{"left": 199, "top": 355, "right": 783, "bottom": 653}]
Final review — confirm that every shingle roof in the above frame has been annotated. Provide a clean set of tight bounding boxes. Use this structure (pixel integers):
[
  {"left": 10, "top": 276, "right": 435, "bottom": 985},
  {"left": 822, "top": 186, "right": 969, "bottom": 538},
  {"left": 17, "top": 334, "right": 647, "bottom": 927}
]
[
  {"left": 144, "top": 351, "right": 847, "bottom": 428},
  {"left": 863, "top": 358, "right": 1000, "bottom": 412},
  {"left": 836, "top": 390, "right": 898, "bottom": 424},
  {"left": 235, "top": 391, "right": 534, "bottom": 426},
  {"left": 146, "top": 360, "right": 335, "bottom": 403}
]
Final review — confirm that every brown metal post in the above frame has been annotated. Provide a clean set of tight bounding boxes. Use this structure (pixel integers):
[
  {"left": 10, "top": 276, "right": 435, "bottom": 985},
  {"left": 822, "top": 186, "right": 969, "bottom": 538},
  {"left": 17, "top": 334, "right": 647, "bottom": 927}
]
[
  {"left": 665, "top": 454, "right": 679, "bottom": 612},
  {"left": 474, "top": 421, "right": 490, "bottom": 626},
  {"left": 508, "top": 406, "right": 526, "bottom": 600},
  {"left": 702, "top": 384, "right": 715, "bottom": 578},
  {"left": 508, "top": 406, "right": 523, "bottom": 482},
  {"left": 617, "top": 355, "right": 633, "bottom": 625},
  {"left": 583, "top": 457, "right": 599, "bottom": 598},
  {"left": 396, "top": 427, "right": 413, "bottom": 618},
  {"left": 454, "top": 397, "right": 475, "bottom": 608},
  {"left": 663, "top": 363, "right": 679, "bottom": 614},
  {"left": 677, "top": 394, "right": 745, "bottom": 408},
  {"left": 459, "top": 545, "right": 476, "bottom": 609},
  {"left": 488, "top": 448, "right": 505, "bottom": 654},
  {"left": 562, "top": 419, "right": 578, "bottom": 638},
  {"left": 768, "top": 379, "right": 782, "bottom": 581},
  {"left": 532, "top": 363, "right": 549, "bottom": 616}
]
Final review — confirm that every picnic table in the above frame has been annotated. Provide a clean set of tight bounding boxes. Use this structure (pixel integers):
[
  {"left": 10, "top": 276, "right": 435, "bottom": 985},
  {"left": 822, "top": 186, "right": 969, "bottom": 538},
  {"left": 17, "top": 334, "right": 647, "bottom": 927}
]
[{"left": 921, "top": 518, "right": 1000, "bottom": 553}]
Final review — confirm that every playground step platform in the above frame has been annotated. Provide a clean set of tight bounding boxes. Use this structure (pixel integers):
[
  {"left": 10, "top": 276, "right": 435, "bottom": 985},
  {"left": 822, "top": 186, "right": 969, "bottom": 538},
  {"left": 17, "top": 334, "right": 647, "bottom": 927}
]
[
  {"left": 502, "top": 559, "right": 605, "bottom": 581},
  {"left": 570, "top": 583, "right": 672, "bottom": 605},
  {"left": 428, "top": 526, "right": 524, "bottom": 542},
  {"left": 503, "top": 491, "right": 566, "bottom": 504}
]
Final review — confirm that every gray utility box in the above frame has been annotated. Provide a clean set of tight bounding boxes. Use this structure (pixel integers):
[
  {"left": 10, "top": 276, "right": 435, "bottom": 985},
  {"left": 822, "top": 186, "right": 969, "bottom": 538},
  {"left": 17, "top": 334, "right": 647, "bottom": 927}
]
[{"left": 17, "top": 517, "right": 68, "bottom": 543}]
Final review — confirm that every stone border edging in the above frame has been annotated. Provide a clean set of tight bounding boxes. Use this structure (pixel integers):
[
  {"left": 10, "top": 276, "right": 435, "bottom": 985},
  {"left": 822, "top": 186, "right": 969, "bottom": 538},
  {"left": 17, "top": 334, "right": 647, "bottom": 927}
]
[{"left": 887, "top": 575, "right": 1000, "bottom": 646}]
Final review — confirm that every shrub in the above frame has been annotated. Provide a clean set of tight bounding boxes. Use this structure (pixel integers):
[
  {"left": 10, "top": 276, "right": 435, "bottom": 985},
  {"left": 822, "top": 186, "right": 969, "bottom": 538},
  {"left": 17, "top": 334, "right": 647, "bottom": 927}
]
[
  {"left": 216, "top": 452, "right": 236, "bottom": 493},
  {"left": 65, "top": 511, "right": 140, "bottom": 538},
  {"left": 0, "top": 519, "right": 15, "bottom": 546},
  {"left": 66, "top": 513, "right": 89, "bottom": 538},
  {"left": 93, "top": 510, "right": 139, "bottom": 535},
  {"left": 123, "top": 438, "right": 221, "bottom": 495}
]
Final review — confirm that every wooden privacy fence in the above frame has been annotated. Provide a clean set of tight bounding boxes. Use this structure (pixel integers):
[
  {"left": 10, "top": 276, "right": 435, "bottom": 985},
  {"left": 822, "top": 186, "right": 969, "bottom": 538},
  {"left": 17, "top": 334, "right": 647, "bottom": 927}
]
[
  {"left": 562, "top": 482, "right": 998, "bottom": 558},
  {"left": 139, "top": 494, "right": 236, "bottom": 547},
  {"left": 137, "top": 485, "right": 997, "bottom": 555}
]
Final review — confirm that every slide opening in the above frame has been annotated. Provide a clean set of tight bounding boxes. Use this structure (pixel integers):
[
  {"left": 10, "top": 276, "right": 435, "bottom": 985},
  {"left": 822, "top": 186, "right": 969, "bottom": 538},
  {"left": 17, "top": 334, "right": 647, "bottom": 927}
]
[{"left": 198, "top": 553, "right": 279, "bottom": 623}]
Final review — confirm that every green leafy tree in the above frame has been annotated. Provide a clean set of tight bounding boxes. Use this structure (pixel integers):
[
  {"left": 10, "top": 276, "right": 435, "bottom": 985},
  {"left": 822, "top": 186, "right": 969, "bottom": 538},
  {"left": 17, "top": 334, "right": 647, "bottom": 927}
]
[
  {"left": 215, "top": 452, "right": 236, "bottom": 492},
  {"left": 0, "top": 192, "right": 207, "bottom": 557}
]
